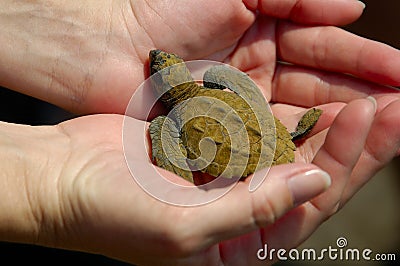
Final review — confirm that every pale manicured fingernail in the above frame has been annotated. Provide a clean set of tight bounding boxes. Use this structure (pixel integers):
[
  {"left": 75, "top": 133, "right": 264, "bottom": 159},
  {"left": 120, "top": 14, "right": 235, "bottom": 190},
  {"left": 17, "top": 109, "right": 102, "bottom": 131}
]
[
  {"left": 356, "top": 1, "right": 366, "bottom": 9},
  {"left": 366, "top": 96, "right": 377, "bottom": 113},
  {"left": 288, "top": 169, "right": 331, "bottom": 206}
]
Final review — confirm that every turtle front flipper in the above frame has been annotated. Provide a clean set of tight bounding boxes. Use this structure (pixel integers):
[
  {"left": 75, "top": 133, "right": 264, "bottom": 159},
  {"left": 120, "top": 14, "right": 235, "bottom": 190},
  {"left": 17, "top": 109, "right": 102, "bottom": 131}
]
[
  {"left": 290, "top": 108, "right": 323, "bottom": 141},
  {"left": 203, "top": 65, "right": 267, "bottom": 106},
  {"left": 149, "top": 116, "right": 194, "bottom": 183}
]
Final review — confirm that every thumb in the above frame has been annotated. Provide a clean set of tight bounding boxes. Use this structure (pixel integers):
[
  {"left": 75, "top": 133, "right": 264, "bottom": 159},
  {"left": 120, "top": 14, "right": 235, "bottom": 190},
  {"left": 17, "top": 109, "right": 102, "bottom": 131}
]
[{"left": 194, "top": 163, "right": 331, "bottom": 245}]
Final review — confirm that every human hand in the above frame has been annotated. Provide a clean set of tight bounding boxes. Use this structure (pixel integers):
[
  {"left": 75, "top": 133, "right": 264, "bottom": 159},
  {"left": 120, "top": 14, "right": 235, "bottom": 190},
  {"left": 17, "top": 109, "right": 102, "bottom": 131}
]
[
  {"left": 0, "top": 96, "right": 379, "bottom": 266},
  {"left": 1, "top": 0, "right": 400, "bottom": 265},
  {"left": 0, "top": 0, "right": 367, "bottom": 114}
]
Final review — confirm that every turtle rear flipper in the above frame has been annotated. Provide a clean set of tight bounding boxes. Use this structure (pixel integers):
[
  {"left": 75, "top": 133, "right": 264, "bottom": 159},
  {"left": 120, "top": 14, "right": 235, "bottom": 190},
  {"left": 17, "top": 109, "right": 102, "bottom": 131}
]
[
  {"left": 290, "top": 108, "right": 323, "bottom": 141},
  {"left": 149, "top": 116, "right": 194, "bottom": 183}
]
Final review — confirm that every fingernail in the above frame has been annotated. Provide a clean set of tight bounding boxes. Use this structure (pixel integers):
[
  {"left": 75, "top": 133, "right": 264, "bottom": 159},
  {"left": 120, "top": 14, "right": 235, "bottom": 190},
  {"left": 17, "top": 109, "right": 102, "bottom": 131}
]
[
  {"left": 288, "top": 169, "right": 331, "bottom": 206},
  {"left": 366, "top": 96, "right": 377, "bottom": 113},
  {"left": 356, "top": 1, "right": 366, "bottom": 9}
]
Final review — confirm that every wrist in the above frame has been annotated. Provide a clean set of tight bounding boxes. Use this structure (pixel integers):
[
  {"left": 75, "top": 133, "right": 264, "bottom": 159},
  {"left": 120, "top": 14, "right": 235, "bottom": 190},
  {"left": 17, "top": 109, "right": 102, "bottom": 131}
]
[{"left": 0, "top": 121, "right": 69, "bottom": 245}]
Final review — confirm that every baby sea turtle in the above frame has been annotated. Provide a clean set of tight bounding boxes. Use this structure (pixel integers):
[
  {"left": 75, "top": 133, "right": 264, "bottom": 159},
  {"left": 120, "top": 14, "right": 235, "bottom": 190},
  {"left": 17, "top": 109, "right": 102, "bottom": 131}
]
[{"left": 148, "top": 49, "right": 322, "bottom": 183}]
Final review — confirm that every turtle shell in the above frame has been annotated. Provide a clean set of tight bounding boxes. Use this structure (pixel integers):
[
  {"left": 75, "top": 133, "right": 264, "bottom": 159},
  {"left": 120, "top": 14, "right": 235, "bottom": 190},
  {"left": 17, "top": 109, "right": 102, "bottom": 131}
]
[{"left": 174, "top": 88, "right": 295, "bottom": 178}]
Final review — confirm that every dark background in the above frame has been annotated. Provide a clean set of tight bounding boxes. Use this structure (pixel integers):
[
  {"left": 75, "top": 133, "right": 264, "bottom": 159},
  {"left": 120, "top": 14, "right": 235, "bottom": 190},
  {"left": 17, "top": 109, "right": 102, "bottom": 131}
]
[{"left": 1, "top": 0, "right": 399, "bottom": 265}]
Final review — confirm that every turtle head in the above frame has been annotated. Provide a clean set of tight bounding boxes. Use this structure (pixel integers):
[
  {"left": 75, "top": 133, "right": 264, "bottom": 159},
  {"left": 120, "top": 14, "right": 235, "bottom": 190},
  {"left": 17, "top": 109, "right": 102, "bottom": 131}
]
[
  {"left": 149, "top": 49, "right": 184, "bottom": 75},
  {"left": 149, "top": 49, "right": 198, "bottom": 109}
]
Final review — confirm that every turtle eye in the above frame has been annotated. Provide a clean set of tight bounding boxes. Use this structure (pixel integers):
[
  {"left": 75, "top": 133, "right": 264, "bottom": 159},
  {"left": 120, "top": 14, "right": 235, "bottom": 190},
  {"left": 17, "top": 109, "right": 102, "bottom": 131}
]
[
  {"left": 149, "top": 49, "right": 185, "bottom": 75},
  {"left": 149, "top": 49, "right": 162, "bottom": 58}
]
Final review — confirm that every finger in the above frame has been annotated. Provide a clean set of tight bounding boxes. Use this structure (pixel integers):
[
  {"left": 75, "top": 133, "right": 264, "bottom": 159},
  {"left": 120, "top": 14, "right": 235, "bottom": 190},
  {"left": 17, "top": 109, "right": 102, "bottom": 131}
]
[
  {"left": 310, "top": 97, "right": 376, "bottom": 214},
  {"left": 272, "top": 64, "right": 400, "bottom": 107},
  {"left": 194, "top": 164, "right": 330, "bottom": 248},
  {"left": 277, "top": 22, "right": 400, "bottom": 86},
  {"left": 261, "top": 97, "right": 376, "bottom": 251},
  {"left": 244, "top": 0, "right": 365, "bottom": 25},
  {"left": 341, "top": 98, "right": 400, "bottom": 204},
  {"left": 226, "top": 15, "right": 277, "bottom": 101}
]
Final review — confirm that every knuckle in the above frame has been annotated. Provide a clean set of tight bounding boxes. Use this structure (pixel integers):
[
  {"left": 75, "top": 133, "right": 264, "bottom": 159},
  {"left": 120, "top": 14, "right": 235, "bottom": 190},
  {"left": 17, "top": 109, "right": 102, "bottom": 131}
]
[
  {"left": 159, "top": 213, "right": 203, "bottom": 257},
  {"left": 251, "top": 192, "right": 279, "bottom": 228}
]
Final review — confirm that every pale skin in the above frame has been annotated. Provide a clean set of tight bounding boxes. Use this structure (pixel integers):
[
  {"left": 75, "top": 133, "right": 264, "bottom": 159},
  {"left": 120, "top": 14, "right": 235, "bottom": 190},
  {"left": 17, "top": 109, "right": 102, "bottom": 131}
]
[{"left": 1, "top": 0, "right": 400, "bottom": 265}]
